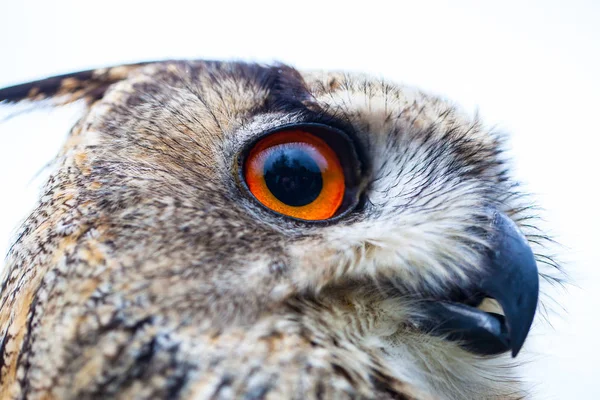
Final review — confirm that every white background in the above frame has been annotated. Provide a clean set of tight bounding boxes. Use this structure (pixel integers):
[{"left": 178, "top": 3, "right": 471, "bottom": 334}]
[{"left": 0, "top": 1, "right": 598, "bottom": 398}]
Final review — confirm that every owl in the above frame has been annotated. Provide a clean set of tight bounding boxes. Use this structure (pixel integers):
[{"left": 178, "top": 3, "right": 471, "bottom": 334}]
[{"left": 0, "top": 60, "right": 558, "bottom": 399}]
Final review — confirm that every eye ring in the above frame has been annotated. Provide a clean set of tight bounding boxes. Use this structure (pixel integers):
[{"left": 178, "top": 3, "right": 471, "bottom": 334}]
[{"left": 238, "top": 123, "right": 363, "bottom": 222}]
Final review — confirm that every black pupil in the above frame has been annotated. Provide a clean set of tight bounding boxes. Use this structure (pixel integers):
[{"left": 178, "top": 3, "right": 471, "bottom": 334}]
[{"left": 263, "top": 146, "right": 323, "bottom": 207}]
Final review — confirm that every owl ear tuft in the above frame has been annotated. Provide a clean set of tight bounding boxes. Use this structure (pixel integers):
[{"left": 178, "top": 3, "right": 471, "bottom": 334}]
[{"left": 0, "top": 62, "right": 150, "bottom": 106}]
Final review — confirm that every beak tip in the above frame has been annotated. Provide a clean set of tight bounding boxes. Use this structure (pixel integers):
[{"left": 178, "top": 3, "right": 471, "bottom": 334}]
[
  {"left": 508, "top": 301, "right": 537, "bottom": 358},
  {"left": 511, "top": 340, "right": 524, "bottom": 357}
]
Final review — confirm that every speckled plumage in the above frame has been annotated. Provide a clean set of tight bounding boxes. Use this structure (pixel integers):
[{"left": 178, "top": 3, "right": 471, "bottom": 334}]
[{"left": 0, "top": 60, "right": 558, "bottom": 399}]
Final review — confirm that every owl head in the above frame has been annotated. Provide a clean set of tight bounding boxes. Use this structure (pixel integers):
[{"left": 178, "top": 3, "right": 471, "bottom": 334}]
[{"left": 0, "top": 61, "right": 559, "bottom": 399}]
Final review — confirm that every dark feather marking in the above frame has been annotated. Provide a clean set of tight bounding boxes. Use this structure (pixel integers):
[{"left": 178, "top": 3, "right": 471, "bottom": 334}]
[{"left": 0, "top": 62, "right": 151, "bottom": 104}]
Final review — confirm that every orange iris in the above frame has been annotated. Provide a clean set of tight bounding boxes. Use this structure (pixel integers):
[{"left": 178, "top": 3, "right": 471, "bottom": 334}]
[{"left": 243, "top": 130, "right": 345, "bottom": 220}]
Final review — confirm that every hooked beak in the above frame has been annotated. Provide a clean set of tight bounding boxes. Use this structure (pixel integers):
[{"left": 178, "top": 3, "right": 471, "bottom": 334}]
[{"left": 417, "top": 211, "right": 539, "bottom": 357}]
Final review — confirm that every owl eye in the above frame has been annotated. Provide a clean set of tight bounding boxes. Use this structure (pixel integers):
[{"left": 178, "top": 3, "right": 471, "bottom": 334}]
[{"left": 242, "top": 126, "right": 359, "bottom": 221}]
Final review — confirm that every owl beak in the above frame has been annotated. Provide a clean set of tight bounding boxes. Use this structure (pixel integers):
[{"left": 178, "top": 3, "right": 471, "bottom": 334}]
[{"left": 417, "top": 211, "right": 539, "bottom": 357}]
